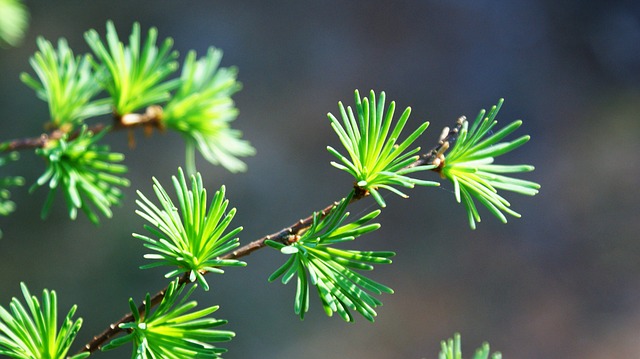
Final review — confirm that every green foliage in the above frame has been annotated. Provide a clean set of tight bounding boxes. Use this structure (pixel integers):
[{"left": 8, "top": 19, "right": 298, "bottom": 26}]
[
  {"left": 0, "top": 152, "right": 24, "bottom": 238},
  {"left": 328, "top": 90, "right": 438, "bottom": 207},
  {"left": 267, "top": 192, "right": 394, "bottom": 322},
  {"left": 0, "top": 152, "right": 24, "bottom": 216},
  {"left": 30, "top": 126, "right": 130, "bottom": 224},
  {"left": 20, "top": 38, "right": 111, "bottom": 129},
  {"left": 0, "top": 283, "right": 89, "bottom": 359},
  {"left": 439, "top": 99, "right": 540, "bottom": 229},
  {"left": 0, "top": 0, "right": 28, "bottom": 47},
  {"left": 163, "top": 47, "right": 255, "bottom": 173},
  {"left": 102, "top": 279, "right": 234, "bottom": 359},
  {"left": 439, "top": 333, "right": 501, "bottom": 359},
  {"left": 84, "top": 21, "right": 180, "bottom": 115},
  {"left": 134, "top": 168, "right": 246, "bottom": 291}
]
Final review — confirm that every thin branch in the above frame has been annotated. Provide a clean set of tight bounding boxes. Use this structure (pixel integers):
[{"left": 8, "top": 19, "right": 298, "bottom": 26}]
[
  {"left": 0, "top": 106, "right": 164, "bottom": 152},
  {"left": 416, "top": 116, "right": 465, "bottom": 171},
  {"left": 76, "top": 118, "right": 463, "bottom": 356},
  {"left": 1, "top": 124, "right": 107, "bottom": 152}
]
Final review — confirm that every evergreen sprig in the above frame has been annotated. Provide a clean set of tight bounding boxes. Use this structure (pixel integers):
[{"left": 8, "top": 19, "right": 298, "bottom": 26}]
[
  {"left": 30, "top": 126, "right": 130, "bottom": 224},
  {"left": 163, "top": 47, "right": 255, "bottom": 173},
  {"left": 134, "top": 168, "right": 246, "bottom": 291},
  {"left": 0, "top": 0, "right": 28, "bottom": 47},
  {"left": 20, "top": 37, "right": 111, "bottom": 129},
  {"left": 439, "top": 333, "right": 501, "bottom": 359},
  {"left": 267, "top": 192, "right": 394, "bottom": 322},
  {"left": 438, "top": 99, "right": 540, "bottom": 229},
  {"left": 328, "top": 90, "right": 438, "bottom": 207},
  {"left": 84, "top": 21, "right": 179, "bottom": 115},
  {"left": 102, "top": 279, "right": 234, "bottom": 359},
  {"left": 0, "top": 283, "right": 89, "bottom": 359}
]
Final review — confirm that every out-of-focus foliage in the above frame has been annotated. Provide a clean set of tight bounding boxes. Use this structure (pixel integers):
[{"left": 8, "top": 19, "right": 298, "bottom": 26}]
[
  {"left": 439, "top": 333, "right": 501, "bottom": 359},
  {"left": 0, "top": 0, "right": 28, "bottom": 47},
  {"left": 164, "top": 47, "right": 255, "bottom": 173},
  {"left": 84, "top": 21, "right": 180, "bottom": 115},
  {"left": 21, "top": 38, "right": 111, "bottom": 129}
]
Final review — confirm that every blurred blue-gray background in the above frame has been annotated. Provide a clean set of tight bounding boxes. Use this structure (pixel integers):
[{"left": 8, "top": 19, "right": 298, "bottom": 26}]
[{"left": 1, "top": 1, "right": 639, "bottom": 358}]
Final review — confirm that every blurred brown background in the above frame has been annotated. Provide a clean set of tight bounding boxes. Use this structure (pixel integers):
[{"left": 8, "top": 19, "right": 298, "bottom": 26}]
[{"left": 1, "top": 1, "right": 639, "bottom": 358}]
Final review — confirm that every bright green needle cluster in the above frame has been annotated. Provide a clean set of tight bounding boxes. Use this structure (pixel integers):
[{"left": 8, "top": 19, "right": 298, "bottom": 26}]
[
  {"left": 439, "top": 333, "right": 502, "bottom": 359},
  {"left": 84, "top": 21, "right": 180, "bottom": 115},
  {"left": 164, "top": 47, "right": 255, "bottom": 173},
  {"left": 0, "top": 283, "right": 89, "bottom": 359},
  {"left": 102, "top": 280, "right": 235, "bottom": 359},
  {"left": 267, "top": 192, "right": 394, "bottom": 322},
  {"left": 328, "top": 90, "right": 439, "bottom": 207},
  {"left": 30, "top": 126, "right": 130, "bottom": 224},
  {"left": 20, "top": 38, "right": 111, "bottom": 129},
  {"left": 134, "top": 168, "right": 246, "bottom": 291},
  {"left": 439, "top": 99, "right": 541, "bottom": 229},
  {"left": 0, "top": 0, "right": 28, "bottom": 47}
]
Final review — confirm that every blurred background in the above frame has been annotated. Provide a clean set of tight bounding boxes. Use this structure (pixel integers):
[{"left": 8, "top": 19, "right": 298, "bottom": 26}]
[{"left": 1, "top": 0, "right": 639, "bottom": 358}]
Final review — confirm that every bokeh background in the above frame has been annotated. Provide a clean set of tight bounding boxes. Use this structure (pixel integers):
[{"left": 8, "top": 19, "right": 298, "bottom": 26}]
[{"left": 1, "top": 1, "right": 639, "bottom": 358}]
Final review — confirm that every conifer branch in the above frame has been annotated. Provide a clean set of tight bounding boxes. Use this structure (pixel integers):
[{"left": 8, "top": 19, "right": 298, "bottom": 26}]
[
  {"left": 77, "top": 118, "right": 459, "bottom": 354},
  {"left": 1, "top": 17, "right": 537, "bottom": 357},
  {"left": 221, "top": 120, "right": 460, "bottom": 262}
]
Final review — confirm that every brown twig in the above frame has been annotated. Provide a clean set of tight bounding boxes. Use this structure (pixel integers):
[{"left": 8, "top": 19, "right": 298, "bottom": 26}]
[
  {"left": 80, "top": 272, "right": 190, "bottom": 354},
  {"left": 1, "top": 106, "right": 164, "bottom": 152},
  {"left": 417, "top": 116, "right": 465, "bottom": 173}
]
